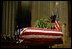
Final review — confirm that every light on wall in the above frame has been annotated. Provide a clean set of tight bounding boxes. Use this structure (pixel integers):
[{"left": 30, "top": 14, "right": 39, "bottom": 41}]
[{"left": 55, "top": 2, "right": 59, "bottom": 6}]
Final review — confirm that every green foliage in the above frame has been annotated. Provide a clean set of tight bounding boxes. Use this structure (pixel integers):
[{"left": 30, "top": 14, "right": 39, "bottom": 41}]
[{"left": 34, "top": 18, "right": 54, "bottom": 28}]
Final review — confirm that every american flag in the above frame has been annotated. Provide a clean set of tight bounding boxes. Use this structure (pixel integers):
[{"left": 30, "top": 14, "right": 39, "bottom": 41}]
[
  {"left": 54, "top": 15, "right": 61, "bottom": 31},
  {"left": 19, "top": 27, "right": 63, "bottom": 45},
  {"left": 55, "top": 20, "right": 61, "bottom": 31}
]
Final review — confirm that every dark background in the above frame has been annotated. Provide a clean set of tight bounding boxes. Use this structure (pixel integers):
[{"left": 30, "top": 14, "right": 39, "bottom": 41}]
[{"left": 15, "top": 1, "right": 31, "bottom": 30}]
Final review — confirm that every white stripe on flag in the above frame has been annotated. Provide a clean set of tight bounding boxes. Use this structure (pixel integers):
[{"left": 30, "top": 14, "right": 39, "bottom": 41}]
[
  {"left": 24, "top": 29, "right": 63, "bottom": 34},
  {"left": 55, "top": 21, "right": 60, "bottom": 29},
  {"left": 55, "top": 21, "right": 61, "bottom": 31},
  {"left": 20, "top": 28, "right": 28, "bottom": 35},
  {"left": 55, "top": 25, "right": 59, "bottom": 31}
]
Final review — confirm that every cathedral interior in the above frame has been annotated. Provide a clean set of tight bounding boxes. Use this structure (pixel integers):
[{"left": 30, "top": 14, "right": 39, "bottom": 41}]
[{"left": 1, "top": 1, "right": 71, "bottom": 48}]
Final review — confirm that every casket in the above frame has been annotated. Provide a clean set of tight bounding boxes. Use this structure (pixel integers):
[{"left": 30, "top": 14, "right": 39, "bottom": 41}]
[{"left": 19, "top": 27, "right": 63, "bottom": 46}]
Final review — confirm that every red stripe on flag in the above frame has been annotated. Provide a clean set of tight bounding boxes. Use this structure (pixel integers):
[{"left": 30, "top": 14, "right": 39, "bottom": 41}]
[
  {"left": 55, "top": 21, "right": 61, "bottom": 31},
  {"left": 55, "top": 21, "right": 58, "bottom": 30}
]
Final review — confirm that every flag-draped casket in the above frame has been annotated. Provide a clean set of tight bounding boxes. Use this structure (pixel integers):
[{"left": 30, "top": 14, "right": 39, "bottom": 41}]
[{"left": 19, "top": 26, "right": 63, "bottom": 46}]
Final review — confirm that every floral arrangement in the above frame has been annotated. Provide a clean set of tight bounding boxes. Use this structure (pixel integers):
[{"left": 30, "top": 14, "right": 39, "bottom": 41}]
[{"left": 34, "top": 18, "right": 55, "bottom": 29}]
